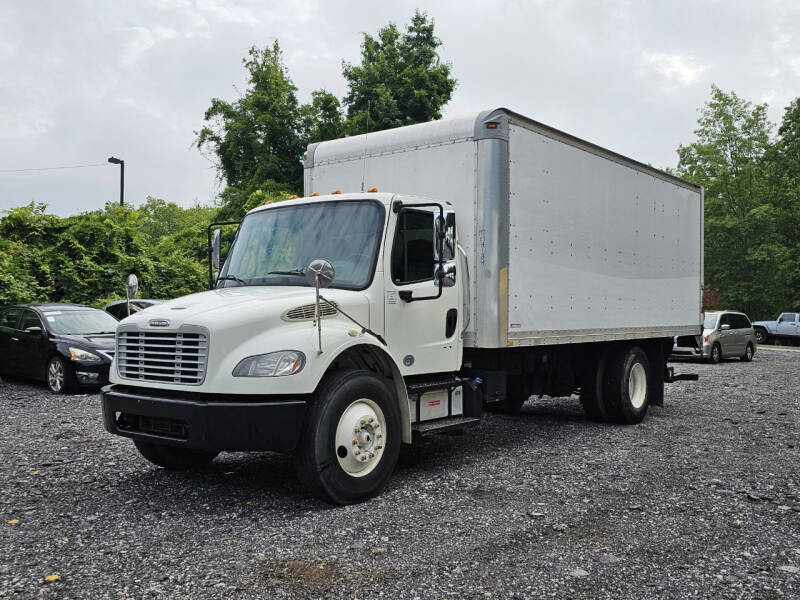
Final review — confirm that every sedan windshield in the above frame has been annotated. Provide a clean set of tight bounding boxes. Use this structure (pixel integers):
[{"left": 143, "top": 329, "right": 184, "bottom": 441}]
[
  {"left": 218, "top": 200, "right": 385, "bottom": 290},
  {"left": 703, "top": 313, "right": 718, "bottom": 329},
  {"left": 44, "top": 310, "right": 119, "bottom": 334}
]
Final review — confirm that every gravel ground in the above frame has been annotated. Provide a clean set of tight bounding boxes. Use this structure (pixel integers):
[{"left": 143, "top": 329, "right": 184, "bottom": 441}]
[{"left": 1, "top": 348, "right": 799, "bottom": 599}]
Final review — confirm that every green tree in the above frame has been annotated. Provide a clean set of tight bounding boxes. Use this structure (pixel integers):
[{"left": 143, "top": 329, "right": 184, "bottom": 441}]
[
  {"left": 675, "top": 85, "right": 787, "bottom": 318},
  {"left": 196, "top": 42, "right": 306, "bottom": 198},
  {"left": 342, "top": 10, "right": 456, "bottom": 135},
  {"left": 300, "top": 89, "right": 345, "bottom": 143}
]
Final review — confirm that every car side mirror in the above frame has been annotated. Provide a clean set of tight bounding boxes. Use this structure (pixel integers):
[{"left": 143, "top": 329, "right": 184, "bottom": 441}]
[
  {"left": 720, "top": 323, "right": 731, "bottom": 330},
  {"left": 25, "top": 326, "right": 44, "bottom": 337}
]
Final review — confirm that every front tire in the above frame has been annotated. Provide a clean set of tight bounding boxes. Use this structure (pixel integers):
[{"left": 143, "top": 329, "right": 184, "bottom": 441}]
[
  {"left": 133, "top": 440, "right": 219, "bottom": 470},
  {"left": 294, "top": 370, "right": 401, "bottom": 505},
  {"left": 709, "top": 343, "right": 722, "bottom": 364},
  {"left": 603, "top": 345, "right": 650, "bottom": 425},
  {"left": 753, "top": 328, "right": 769, "bottom": 345},
  {"left": 740, "top": 343, "right": 754, "bottom": 362},
  {"left": 46, "top": 357, "right": 71, "bottom": 394}
]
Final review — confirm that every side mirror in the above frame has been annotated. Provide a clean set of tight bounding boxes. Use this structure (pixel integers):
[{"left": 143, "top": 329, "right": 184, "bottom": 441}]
[
  {"left": 211, "top": 229, "right": 221, "bottom": 271},
  {"left": 720, "top": 323, "right": 731, "bottom": 330},
  {"left": 25, "top": 326, "right": 44, "bottom": 337}
]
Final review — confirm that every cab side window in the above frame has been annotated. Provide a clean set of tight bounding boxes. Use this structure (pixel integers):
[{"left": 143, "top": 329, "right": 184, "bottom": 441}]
[
  {"left": 19, "top": 310, "right": 43, "bottom": 331},
  {"left": 391, "top": 210, "right": 434, "bottom": 285},
  {"left": 0, "top": 308, "right": 22, "bottom": 329},
  {"left": 779, "top": 313, "right": 796, "bottom": 323}
]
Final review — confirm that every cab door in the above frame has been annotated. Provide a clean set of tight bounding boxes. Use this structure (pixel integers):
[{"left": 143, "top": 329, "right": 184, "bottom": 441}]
[
  {"left": 383, "top": 203, "right": 461, "bottom": 376},
  {"left": 777, "top": 313, "right": 799, "bottom": 339}
]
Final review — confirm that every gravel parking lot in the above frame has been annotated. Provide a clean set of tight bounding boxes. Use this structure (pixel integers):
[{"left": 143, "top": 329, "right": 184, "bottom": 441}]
[{"left": 1, "top": 348, "right": 798, "bottom": 599}]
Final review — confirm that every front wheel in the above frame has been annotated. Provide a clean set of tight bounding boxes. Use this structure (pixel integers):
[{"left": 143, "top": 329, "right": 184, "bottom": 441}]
[
  {"left": 709, "top": 343, "right": 722, "bottom": 364},
  {"left": 294, "top": 370, "right": 401, "bottom": 505},
  {"left": 753, "top": 328, "right": 769, "bottom": 345},
  {"left": 133, "top": 440, "right": 219, "bottom": 470},
  {"left": 603, "top": 345, "right": 650, "bottom": 425},
  {"left": 46, "top": 356, "right": 71, "bottom": 394}
]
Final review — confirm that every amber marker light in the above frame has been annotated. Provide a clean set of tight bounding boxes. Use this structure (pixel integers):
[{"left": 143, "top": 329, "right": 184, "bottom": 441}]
[
  {"left": 331, "top": 190, "right": 342, "bottom": 194},
  {"left": 310, "top": 192, "right": 320, "bottom": 197},
  {"left": 486, "top": 122, "right": 499, "bottom": 129},
  {"left": 367, "top": 187, "right": 378, "bottom": 193}
]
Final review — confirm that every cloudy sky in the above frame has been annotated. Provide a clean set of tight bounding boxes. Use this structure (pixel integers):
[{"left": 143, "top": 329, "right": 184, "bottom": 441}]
[{"left": 1, "top": 0, "right": 798, "bottom": 215}]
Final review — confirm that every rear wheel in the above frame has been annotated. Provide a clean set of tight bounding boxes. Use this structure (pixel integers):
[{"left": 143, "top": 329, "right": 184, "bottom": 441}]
[
  {"left": 294, "top": 370, "right": 401, "bottom": 505},
  {"left": 603, "top": 345, "right": 650, "bottom": 425},
  {"left": 133, "top": 440, "right": 219, "bottom": 470},
  {"left": 740, "top": 343, "right": 754, "bottom": 362},
  {"left": 579, "top": 348, "right": 611, "bottom": 422}
]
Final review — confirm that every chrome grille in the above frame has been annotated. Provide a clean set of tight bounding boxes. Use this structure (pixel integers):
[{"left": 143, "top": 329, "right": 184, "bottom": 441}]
[
  {"left": 282, "top": 302, "right": 338, "bottom": 322},
  {"left": 116, "top": 328, "right": 208, "bottom": 385}
]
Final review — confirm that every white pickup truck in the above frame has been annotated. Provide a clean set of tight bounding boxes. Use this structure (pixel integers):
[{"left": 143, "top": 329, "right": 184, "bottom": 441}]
[{"left": 102, "top": 108, "right": 703, "bottom": 504}]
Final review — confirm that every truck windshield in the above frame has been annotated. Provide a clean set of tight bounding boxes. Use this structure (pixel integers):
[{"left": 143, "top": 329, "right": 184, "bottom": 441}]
[{"left": 218, "top": 200, "right": 385, "bottom": 290}]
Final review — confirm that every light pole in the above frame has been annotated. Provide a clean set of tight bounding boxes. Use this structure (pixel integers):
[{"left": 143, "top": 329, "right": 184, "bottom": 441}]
[{"left": 107, "top": 156, "right": 124, "bottom": 206}]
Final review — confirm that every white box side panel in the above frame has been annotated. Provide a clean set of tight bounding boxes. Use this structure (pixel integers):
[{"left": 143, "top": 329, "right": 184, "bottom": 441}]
[
  {"left": 306, "top": 141, "right": 479, "bottom": 337},
  {"left": 508, "top": 123, "right": 702, "bottom": 339}
]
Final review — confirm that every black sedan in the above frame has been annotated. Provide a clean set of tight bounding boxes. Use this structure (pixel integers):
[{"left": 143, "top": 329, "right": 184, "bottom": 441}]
[
  {"left": 103, "top": 299, "right": 163, "bottom": 320},
  {"left": 0, "top": 304, "right": 118, "bottom": 393}
]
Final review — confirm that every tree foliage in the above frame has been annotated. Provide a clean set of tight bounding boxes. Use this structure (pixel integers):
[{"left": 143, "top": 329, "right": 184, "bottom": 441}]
[
  {"left": 342, "top": 10, "right": 456, "bottom": 135},
  {"left": 676, "top": 86, "right": 799, "bottom": 318},
  {"left": 0, "top": 199, "right": 213, "bottom": 307}
]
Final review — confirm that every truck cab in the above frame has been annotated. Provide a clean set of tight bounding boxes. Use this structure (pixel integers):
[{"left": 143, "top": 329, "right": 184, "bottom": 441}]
[{"left": 102, "top": 192, "right": 469, "bottom": 504}]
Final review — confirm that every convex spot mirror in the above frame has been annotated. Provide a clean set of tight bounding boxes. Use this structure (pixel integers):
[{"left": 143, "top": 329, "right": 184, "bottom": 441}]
[
  {"left": 436, "top": 262, "right": 457, "bottom": 287},
  {"left": 126, "top": 274, "right": 139, "bottom": 300},
  {"left": 305, "top": 258, "right": 335, "bottom": 288}
]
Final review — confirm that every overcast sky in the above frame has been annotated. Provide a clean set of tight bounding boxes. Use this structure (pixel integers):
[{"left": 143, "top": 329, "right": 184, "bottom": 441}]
[{"left": 1, "top": 0, "right": 798, "bottom": 215}]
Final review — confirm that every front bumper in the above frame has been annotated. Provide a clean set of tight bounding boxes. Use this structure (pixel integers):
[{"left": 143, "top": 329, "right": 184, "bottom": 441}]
[
  {"left": 101, "top": 384, "right": 308, "bottom": 452},
  {"left": 72, "top": 361, "right": 111, "bottom": 385}
]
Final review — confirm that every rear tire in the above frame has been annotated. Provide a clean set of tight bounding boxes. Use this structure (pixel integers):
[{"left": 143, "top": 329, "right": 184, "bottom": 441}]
[
  {"left": 579, "top": 348, "right": 611, "bottom": 422},
  {"left": 740, "top": 343, "right": 754, "bottom": 362},
  {"left": 133, "top": 440, "right": 218, "bottom": 470},
  {"left": 603, "top": 345, "right": 650, "bottom": 425},
  {"left": 294, "top": 370, "right": 401, "bottom": 505}
]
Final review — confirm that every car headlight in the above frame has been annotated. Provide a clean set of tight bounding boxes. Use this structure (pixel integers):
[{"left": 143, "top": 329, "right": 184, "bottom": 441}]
[
  {"left": 232, "top": 350, "right": 305, "bottom": 377},
  {"left": 69, "top": 347, "right": 102, "bottom": 363}
]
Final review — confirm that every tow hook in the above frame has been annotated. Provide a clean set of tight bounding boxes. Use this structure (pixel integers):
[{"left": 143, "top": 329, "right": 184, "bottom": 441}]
[{"left": 664, "top": 366, "right": 699, "bottom": 383}]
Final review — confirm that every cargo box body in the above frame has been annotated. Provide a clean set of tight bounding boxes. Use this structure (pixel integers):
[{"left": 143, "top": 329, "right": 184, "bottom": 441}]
[{"left": 304, "top": 108, "right": 703, "bottom": 349}]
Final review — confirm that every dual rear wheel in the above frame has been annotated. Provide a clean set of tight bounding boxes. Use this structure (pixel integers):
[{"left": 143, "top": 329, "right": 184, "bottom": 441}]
[{"left": 580, "top": 345, "right": 651, "bottom": 425}]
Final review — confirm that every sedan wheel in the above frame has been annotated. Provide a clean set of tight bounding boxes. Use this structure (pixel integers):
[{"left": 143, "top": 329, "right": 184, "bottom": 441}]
[{"left": 47, "top": 357, "right": 68, "bottom": 394}]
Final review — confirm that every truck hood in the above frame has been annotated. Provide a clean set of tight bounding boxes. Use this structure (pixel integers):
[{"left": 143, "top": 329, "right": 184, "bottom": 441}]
[
  {"left": 751, "top": 320, "right": 775, "bottom": 329},
  {"left": 118, "top": 286, "right": 370, "bottom": 332}
]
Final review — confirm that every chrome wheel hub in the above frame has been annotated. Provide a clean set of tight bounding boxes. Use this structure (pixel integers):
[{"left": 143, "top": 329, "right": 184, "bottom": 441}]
[
  {"left": 335, "top": 399, "right": 386, "bottom": 477},
  {"left": 628, "top": 362, "right": 647, "bottom": 409}
]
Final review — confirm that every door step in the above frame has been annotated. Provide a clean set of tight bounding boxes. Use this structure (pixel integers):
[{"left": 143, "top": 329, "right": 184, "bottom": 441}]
[{"left": 412, "top": 416, "right": 480, "bottom": 437}]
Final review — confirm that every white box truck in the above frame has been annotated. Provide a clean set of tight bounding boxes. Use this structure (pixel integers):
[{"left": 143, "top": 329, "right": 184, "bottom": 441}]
[{"left": 102, "top": 108, "right": 703, "bottom": 504}]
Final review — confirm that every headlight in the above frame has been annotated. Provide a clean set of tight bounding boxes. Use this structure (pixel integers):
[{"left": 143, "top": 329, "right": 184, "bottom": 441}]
[
  {"left": 69, "top": 347, "right": 102, "bottom": 363},
  {"left": 232, "top": 350, "right": 305, "bottom": 377}
]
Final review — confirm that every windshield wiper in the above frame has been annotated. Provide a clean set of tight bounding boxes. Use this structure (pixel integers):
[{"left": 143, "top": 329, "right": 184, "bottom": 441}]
[
  {"left": 216, "top": 275, "right": 248, "bottom": 286},
  {"left": 266, "top": 269, "right": 306, "bottom": 277}
]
